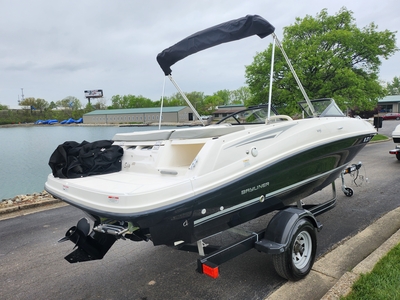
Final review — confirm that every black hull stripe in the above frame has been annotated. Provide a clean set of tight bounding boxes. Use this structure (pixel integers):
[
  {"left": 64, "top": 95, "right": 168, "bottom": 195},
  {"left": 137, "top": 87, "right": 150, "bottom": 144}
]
[{"left": 193, "top": 164, "right": 343, "bottom": 227}]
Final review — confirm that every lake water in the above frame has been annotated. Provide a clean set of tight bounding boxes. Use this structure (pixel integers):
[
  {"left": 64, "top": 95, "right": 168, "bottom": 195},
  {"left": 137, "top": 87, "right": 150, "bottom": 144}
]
[{"left": 0, "top": 125, "right": 176, "bottom": 199}]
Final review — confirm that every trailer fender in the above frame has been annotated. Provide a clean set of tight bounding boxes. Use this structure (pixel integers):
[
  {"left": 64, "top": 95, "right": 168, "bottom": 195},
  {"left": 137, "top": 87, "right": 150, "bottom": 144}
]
[{"left": 255, "top": 207, "right": 321, "bottom": 255}]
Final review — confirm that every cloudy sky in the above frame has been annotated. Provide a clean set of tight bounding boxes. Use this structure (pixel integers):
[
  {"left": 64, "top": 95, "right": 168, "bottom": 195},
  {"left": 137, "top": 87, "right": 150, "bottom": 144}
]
[{"left": 1, "top": 0, "right": 399, "bottom": 108}]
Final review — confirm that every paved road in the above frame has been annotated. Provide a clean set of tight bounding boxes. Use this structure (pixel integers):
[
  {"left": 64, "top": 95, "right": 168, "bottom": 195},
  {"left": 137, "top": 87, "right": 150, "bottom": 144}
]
[
  {"left": 375, "top": 118, "right": 398, "bottom": 136},
  {"left": 1, "top": 120, "right": 400, "bottom": 300}
]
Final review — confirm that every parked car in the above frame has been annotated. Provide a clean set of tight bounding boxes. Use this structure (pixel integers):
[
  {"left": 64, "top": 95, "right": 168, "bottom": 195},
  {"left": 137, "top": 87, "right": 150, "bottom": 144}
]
[{"left": 383, "top": 113, "right": 400, "bottom": 120}]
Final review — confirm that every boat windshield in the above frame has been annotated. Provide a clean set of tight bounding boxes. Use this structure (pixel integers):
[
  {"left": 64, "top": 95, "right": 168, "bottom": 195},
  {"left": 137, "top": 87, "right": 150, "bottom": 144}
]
[
  {"left": 217, "top": 99, "right": 344, "bottom": 125},
  {"left": 217, "top": 105, "right": 277, "bottom": 125},
  {"left": 299, "top": 98, "right": 345, "bottom": 118}
]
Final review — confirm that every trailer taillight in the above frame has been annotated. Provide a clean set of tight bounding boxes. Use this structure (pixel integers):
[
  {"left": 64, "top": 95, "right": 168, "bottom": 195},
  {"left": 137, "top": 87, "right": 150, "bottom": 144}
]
[{"left": 202, "top": 263, "right": 219, "bottom": 279}]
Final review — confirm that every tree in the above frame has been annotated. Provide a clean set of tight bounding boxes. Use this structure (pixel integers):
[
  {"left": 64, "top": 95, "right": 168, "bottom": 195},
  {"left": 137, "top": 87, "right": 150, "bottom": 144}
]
[
  {"left": 0, "top": 103, "right": 8, "bottom": 110},
  {"left": 57, "top": 96, "right": 82, "bottom": 111},
  {"left": 387, "top": 76, "right": 400, "bottom": 95},
  {"left": 213, "top": 89, "right": 230, "bottom": 105},
  {"left": 19, "top": 97, "right": 36, "bottom": 109},
  {"left": 35, "top": 98, "right": 49, "bottom": 112},
  {"left": 127, "top": 95, "right": 154, "bottom": 108},
  {"left": 201, "top": 89, "right": 241, "bottom": 113},
  {"left": 203, "top": 95, "right": 220, "bottom": 112},
  {"left": 93, "top": 97, "right": 107, "bottom": 110},
  {"left": 184, "top": 91, "right": 206, "bottom": 114},
  {"left": 19, "top": 97, "right": 49, "bottom": 112},
  {"left": 163, "top": 92, "right": 186, "bottom": 107},
  {"left": 245, "top": 7, "right": 398, "bottom": 115},
  {"left": 85, "top": 102, "right": 95, "bottom": 112},
  {"left": 110, "top": 94, "right": 154, "bottom": 109},
  {"left": 48, "top": 101, "right": 57, "bottom": 110},
  {"left": 230, "top": 86, "right": 252, "bottom": 105},
  {"left": 110, "top": 95, "right": 127, "bottom": 108}
]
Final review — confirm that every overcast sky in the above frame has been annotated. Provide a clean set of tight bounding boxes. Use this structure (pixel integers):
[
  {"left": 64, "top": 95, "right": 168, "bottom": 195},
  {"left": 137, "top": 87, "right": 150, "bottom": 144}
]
[{"left": 1, "top": 0, "right": 399, "bottom": 108}]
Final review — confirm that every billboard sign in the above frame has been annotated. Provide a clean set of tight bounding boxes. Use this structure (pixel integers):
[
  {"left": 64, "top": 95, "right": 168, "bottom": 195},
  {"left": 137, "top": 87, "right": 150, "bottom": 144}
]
[{"left": 84, "top": 89, "right": 103, "bottom": 98}]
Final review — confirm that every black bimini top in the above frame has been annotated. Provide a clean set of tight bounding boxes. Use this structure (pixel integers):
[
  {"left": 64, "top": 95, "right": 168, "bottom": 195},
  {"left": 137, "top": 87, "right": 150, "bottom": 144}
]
[{"left": 156, "top": 15, "right": 275, "bottom": 76}]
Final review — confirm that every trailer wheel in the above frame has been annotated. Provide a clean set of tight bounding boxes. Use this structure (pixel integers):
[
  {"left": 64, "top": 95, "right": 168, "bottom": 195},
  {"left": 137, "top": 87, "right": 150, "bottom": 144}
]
[
  {"left": 272, "top": 219, "right": 316, "bottom": 281},
  {"left": 344, "top": 187, "right": 354, "bottom": 197}
]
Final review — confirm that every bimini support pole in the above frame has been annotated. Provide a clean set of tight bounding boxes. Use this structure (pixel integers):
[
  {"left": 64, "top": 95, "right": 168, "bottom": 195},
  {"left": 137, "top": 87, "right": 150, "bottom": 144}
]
[
  {"left": 267, "top": 36, "right": 276, "bottom": 121},
  {"left": 158, "top": 76, "right": 167, "bottom": 130},
  {"left": 168, "top": 75, "right": 206, "bottom": 126},
  {"left": 272, "top": 33, "right": 316, "bottom": 117}
]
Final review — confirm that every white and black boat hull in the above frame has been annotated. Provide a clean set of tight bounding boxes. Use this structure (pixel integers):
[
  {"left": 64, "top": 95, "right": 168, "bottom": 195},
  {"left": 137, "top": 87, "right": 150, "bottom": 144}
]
[{"left": 46, "top": 129, "right": 374, "bottom": 247}]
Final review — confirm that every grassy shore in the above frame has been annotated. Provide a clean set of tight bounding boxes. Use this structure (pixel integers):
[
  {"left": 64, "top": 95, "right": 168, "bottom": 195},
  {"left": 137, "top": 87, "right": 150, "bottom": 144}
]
[
  {"left": 342, "top": 242, "right": 400, "bottom": 299},
  {"left": 371, "top": 133, "right": 390, "bottom": 142}
]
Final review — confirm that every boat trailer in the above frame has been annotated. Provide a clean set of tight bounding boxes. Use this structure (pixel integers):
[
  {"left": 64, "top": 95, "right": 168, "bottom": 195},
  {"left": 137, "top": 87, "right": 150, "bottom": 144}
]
[
  {"left": 59, "top": 162, "right": 364, "bottom": 281},
  {"left": 389, "top": 146, "right": 400, "bottom": 160},
  {"left": 179, "top": 162, "right": 364, "bottom": 281}
]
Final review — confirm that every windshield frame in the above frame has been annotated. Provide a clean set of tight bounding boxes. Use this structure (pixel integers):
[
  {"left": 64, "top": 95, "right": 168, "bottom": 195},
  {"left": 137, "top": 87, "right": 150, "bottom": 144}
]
[{"left": 217, "top": 105, "right": 279, "bottom": 125}]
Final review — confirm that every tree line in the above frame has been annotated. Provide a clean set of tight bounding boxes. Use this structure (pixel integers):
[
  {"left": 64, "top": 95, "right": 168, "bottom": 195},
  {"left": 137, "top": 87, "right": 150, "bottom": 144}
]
[
  {"left": 0, "top": 7, "right": 399, "bottom": 124},
  {"left": 109, "top": 87, "right": 251, "bottom": 116},
  {"left": 0, "top": 87, "right": 251, "bottom": 125}
]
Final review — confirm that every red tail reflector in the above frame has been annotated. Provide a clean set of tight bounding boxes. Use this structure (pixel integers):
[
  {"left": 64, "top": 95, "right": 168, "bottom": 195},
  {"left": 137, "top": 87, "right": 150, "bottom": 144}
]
[{"left": 202, "top": 263, "right": 219, "bottom": 279}]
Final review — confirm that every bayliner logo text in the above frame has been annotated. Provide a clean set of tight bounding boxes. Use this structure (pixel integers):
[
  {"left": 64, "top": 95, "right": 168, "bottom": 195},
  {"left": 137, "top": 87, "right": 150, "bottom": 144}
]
[{"left": 241, "top": 182, "right": 269, "bottom": 195}]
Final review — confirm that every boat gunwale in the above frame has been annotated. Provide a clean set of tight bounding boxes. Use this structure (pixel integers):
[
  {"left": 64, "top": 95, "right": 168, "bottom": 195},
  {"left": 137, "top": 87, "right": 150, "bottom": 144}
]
[{"left": 45, "top": 131, "right": 375, "bottom": 222}]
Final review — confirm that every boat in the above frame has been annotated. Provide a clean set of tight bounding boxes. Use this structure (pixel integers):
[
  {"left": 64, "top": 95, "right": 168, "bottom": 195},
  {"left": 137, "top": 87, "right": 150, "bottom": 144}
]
[
  {"left": 45, "top": 15, "right": 376, "bottom": 281},
  {"left": 60, "top": 117, "right": 81, "bottom": 124},
  {"left": 35, "top": 119, "right": 58, "bottom": 125},
  {"left": 389, "top": 124, "right": 400, "bottom": 159}
]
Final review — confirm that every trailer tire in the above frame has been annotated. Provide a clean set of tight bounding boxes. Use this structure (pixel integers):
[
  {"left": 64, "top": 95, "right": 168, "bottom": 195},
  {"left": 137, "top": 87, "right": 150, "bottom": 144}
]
[
  {"left": 344, "top": 187, "right": 354, "bottom": 197},
  {"left": 272, "top": 219, "right": 316, "bottom": 281}
]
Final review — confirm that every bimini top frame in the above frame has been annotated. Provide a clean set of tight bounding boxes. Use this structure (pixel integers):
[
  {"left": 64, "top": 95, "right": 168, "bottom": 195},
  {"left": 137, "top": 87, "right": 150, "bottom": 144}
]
[
  {"left": 156, "top": 14, "right": 316, "bottom": 124},
  {"left": 156, "top": 15, "right": 275, "bottom": 76}
]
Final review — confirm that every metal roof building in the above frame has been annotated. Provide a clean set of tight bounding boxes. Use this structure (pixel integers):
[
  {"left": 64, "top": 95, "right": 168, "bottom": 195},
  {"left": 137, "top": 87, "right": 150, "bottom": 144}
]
[
  {"left": 213, "top": 104, "right": 246, "bottom": 120},
  {"left": 378, "top": 95, "right": 400, "bottom": 113},
  {"left": 83, "top": 106, "right": 195, "bottom": 124}
]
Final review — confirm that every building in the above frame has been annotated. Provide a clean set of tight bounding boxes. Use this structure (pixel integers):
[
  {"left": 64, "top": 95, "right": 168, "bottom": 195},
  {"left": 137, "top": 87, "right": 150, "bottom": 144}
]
[
  {"left": 212, "top": 104, "right": 245, "bottom": 120},
  {"left": 83, "top": 106, "right": 196, "bottom": 124},
  {"left": 378, "top": 95, "right": 400, "bottom": 113}
]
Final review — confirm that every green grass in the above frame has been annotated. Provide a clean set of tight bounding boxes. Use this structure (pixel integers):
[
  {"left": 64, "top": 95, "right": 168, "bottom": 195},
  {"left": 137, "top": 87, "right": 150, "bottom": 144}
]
[
  {"left": 341, "top": 243, "right": 400, "bottom": 300},
  {"left": 371, "top": 134, "right": 389, "bottom": 142}
]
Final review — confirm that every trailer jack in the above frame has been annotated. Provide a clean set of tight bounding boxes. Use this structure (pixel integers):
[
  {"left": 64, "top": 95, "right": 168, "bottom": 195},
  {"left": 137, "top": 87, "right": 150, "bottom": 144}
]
[{"left": 341, "top": 162, "right": 363, "bottom": 197}]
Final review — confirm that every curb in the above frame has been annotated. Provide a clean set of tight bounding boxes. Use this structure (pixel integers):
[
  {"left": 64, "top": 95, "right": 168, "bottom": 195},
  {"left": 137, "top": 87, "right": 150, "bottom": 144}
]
[
  {"left": 321, "top": 228, "right": 400, "bottom": 299},
  {"left": 0, "top": 199, "right": 62, "bottom": 215},
  {"left": 267, "top": 206, "right": 400, "bottom": 300}
]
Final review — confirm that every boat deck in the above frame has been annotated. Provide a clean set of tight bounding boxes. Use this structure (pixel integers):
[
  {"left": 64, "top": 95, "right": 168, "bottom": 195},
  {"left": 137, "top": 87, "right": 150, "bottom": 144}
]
[{"left": 113, "top": 124, "right": 246, "bottom": 142}]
